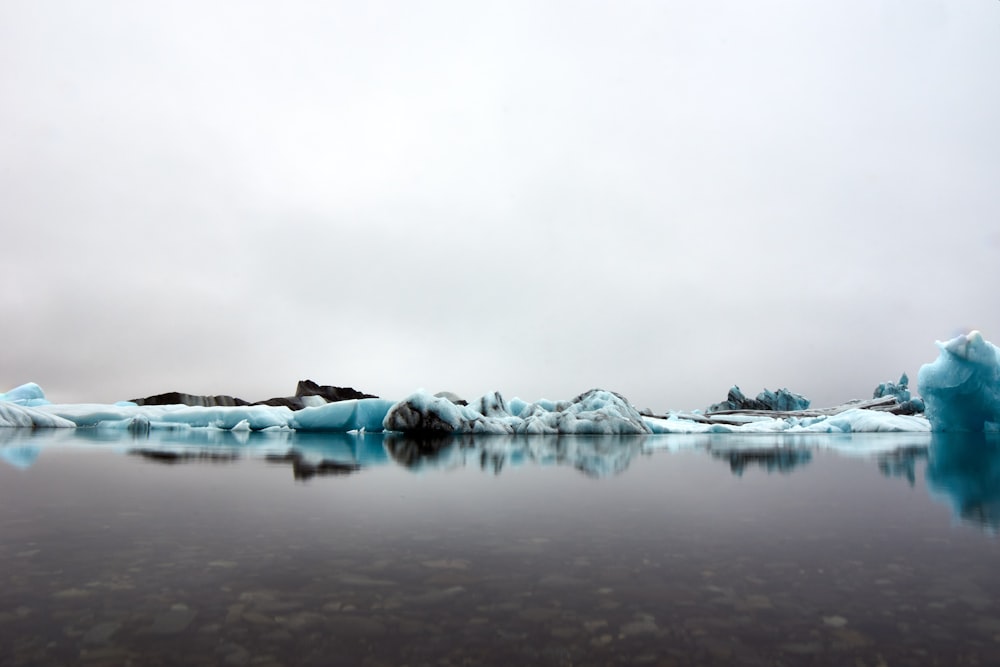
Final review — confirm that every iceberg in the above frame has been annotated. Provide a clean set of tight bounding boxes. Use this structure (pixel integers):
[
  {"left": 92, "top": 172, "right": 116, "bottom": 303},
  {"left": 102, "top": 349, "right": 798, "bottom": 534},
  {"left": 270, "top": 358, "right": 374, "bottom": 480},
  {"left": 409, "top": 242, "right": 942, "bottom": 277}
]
[
  {"left": 707, "top": 386, "right": 810, "bottom": 413},
  {"left": 290, "top": 398, "right": 397, "bottom": 432},
  {"left": 383, "top": 433, "right": 647, "bottom": 478},
  {"left": 383, "top": 389, "right": 652, "bottom": 435},
  {"left": 0, "top": 382, "right": 51, "bottom": 407},
  {"left": 917, "top": 331, "right": 1000, "bottom": 432},
  {"left": 711, "top": 447, "right": 813, "bottom": 476},
  {"left": 642, "top": 409, "right": 929, "bottom": 435},
  {"left": 793, "top": 408, "right": 930, "bottom": 434},
  {"left": 0, "top": 401, "right": 75, "bottom": 428},
  {"left": 872, "top": 373, "right": 925, "bottom": 415}
]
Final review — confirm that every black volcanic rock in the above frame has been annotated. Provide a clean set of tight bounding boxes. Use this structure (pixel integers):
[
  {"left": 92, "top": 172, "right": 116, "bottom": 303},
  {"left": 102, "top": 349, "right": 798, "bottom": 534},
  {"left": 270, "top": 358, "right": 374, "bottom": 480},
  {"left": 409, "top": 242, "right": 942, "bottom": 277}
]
[
  {"left": 129, "top": 392, "right": 251, "bottom": 408},
  {"left": 130, "top": 380, "right": 378, "bottom": 411},
  {"left": 294, "top": 380, "right": 376, "bottom": 402},
  {"left": 252, "top": 397, "right": 311, "bottom": 410}
]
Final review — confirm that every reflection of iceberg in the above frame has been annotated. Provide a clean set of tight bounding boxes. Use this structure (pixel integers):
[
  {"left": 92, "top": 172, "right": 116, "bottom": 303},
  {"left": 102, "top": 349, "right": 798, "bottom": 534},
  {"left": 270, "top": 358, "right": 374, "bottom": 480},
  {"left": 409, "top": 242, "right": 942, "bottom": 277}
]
[
  {"left": 280, "top": 432, "right": 391, "bottom": 469},
  {"left": 120, "top": 430, "right": 392, "bottom": 480},
  {"left": 264, "top": 452, "right": 360, "bottom": 479},
  {"left": 925, "top": 433, "right": 1000, "bottom": 532},
  {"left": 0, "top": 444, "right": 41, "bottom": 470},
  {"left": 710, "top": 447, "right": 812, "bottom": 476},
  {"left": 876, "top": 447, "right": 927, "bottom": 486},
  {"left": 0, "top": 426, "right": 394, "bottom": 477},
  {"left": 385, "top": 434, "right": 646, "bottom": 478}
]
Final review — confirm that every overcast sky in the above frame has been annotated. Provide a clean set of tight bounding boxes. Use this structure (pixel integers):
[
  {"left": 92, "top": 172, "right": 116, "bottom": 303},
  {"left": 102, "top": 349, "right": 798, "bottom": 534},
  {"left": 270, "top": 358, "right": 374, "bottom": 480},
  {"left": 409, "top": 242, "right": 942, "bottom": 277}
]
[{"left": 2, "top": 0, "right": 998, "bottom": 411}]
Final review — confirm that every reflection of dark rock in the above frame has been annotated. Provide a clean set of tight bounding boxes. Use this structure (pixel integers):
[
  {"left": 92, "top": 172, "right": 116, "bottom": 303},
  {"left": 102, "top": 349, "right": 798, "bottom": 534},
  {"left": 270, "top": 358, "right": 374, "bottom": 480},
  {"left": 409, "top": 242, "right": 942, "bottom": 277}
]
[
  {"left": 876, "top": 446, "right": 927, "bottom": 485},
  {"left": 707, "top": 386, "right": 810, "bottom": 413},
  {"left": 926, "top": 433, "right": 1000, "bottom": 532},
  {"left": 711, "top": 448, "right": 812, "bottom": 476},
  {"left": 130, "top": 448, "right": 240, "bottom": 464},
  {"left": 265, "top": 451, "right": 361, "bottom": 480},
  {"left": 873, "top": 373, "right": 925, "bottom": 415},
  {"left": 130, "top": 380, "right": 377, "bottom": 410}
]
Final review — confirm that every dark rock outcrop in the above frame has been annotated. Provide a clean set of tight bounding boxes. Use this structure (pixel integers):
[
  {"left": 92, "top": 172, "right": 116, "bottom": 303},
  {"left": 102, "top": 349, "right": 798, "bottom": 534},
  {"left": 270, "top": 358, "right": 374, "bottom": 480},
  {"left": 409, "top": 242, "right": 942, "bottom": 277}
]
[
  {"left": 293, "top": 380, "right": 376, "bottom": 402},
  {"left": 130, "top": 380, "right": 377, "bottom": 411},
  {"left": 129, "top": 392, "right": 250, "bottom": 408}
]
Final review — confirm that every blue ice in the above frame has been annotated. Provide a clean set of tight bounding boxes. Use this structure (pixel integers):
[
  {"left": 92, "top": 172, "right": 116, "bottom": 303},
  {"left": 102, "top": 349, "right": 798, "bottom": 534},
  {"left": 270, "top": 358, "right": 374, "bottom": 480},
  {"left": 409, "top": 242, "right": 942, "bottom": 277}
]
[{"left": 917, "top": 331, "right": 1000, "bottom": 432}]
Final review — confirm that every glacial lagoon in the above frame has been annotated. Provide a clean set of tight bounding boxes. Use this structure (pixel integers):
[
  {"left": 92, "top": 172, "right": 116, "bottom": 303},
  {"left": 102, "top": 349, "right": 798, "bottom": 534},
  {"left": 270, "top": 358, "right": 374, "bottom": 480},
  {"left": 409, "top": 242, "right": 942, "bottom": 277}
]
[{"left": 2, "top": 430, "right": 999, "bottom": 666}]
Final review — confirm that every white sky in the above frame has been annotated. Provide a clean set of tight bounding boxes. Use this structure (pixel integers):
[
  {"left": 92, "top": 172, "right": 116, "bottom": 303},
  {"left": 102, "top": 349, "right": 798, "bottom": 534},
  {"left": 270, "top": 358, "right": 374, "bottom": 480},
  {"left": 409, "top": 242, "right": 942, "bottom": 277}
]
[{"left": 2, "top": 0, "right": 999, "bottom": 411}]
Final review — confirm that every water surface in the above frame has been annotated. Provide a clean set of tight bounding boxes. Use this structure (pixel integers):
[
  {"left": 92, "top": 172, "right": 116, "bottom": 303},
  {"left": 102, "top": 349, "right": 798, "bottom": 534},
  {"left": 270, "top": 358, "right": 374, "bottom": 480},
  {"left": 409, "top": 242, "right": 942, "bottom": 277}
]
[{"left": 1, "top": 430, "right": 998, "bottom": 666}]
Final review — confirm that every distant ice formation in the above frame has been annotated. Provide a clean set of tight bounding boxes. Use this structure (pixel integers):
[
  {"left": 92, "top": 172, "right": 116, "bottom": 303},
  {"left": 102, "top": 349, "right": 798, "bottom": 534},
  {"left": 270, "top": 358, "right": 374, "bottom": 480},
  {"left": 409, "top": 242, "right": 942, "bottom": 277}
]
[
  {"left": 873, "top": 373, "right": 925, "bottom": 415},
  {"left": 384, "top": 389, "right": 651, "bottom": 435},
  {"left": 0, "top": 381, "right": 926, "bottom": 433},
  {"left": 917, "top": 331, "right": 1000, "bottom": 432},
  {"left": 0, "top": 383, "right": 930, "bottom": 434},
  {"left": 0, "top": 382, "right": 50, "bottom": 407},
  {"left": 9, "top": 329, "right": 1000, "bottom": 435},
  {"left": 707, "top": 386, "right": 810, "bottom": 413}
]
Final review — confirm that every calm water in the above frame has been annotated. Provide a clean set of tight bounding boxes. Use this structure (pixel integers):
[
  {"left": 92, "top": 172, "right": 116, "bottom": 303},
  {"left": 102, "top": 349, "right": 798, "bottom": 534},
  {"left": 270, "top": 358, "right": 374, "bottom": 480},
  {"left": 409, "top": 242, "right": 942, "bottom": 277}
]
[{"left": 1, "top": 429, "right": 999, "bottom": 666}]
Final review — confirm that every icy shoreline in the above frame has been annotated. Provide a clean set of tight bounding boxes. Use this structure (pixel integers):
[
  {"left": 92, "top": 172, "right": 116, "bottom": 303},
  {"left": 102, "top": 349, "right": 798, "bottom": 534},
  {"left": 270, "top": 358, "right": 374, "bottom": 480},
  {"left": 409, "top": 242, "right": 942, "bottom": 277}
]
[
  {"left": 0, "top": 384, "right": 931, "bottom": 435},
  {"left": 2, "top": 330, "right": 998, "bottom": 434}
]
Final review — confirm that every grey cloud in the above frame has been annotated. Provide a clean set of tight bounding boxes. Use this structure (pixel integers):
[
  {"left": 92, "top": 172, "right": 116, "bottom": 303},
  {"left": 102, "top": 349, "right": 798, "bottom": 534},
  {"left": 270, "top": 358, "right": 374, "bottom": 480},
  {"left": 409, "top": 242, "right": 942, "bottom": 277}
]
[{"left": 2, "top": 0, "right": 998, "bottom": 411}]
